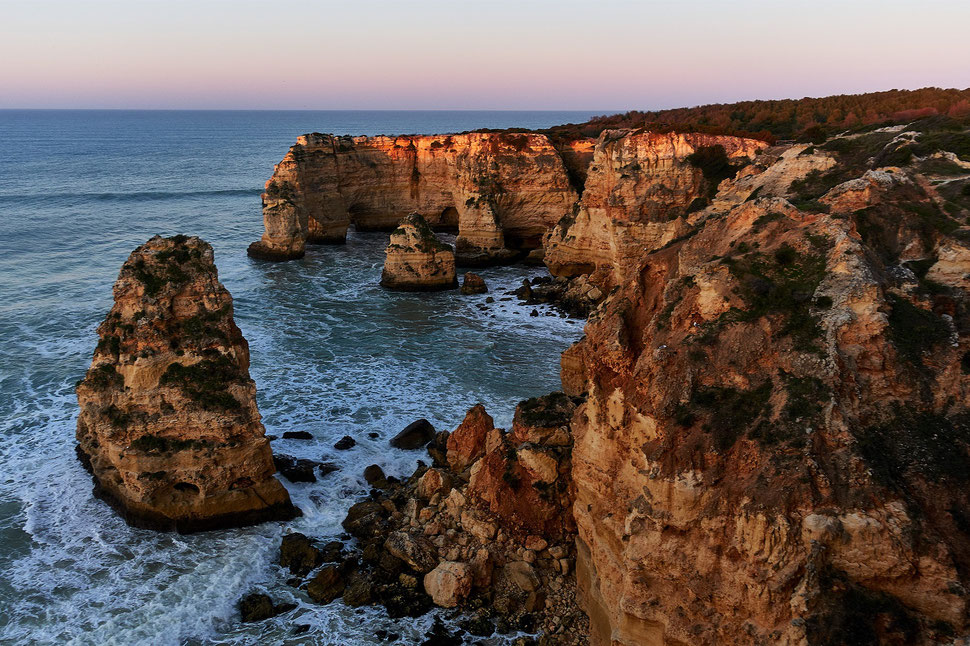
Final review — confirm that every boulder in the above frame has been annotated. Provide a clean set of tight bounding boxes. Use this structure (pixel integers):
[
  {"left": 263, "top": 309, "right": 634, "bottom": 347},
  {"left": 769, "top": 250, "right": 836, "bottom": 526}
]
[
  {"left": 363, "top": 464, "right": 387, "bottom": 486},
  {"left": 416, "top": 468, "right": 453, "bottom": 500},
  {"left": 282, "top": 431, "right": 313, "bottom": 440},
  {"left": 307, "top": 565, "right": 345, "bottom": 604},
  {"left": 423, "top": 561, "right": 473, "bottom": 608},
  {"left": 384, "top": 531, "right": 439, "bottom": 573},
  {"left": 390, "top": 419, "right": 435, "bottom": 450},
  {"left": 273, "top": 455, "right": 318, "bottom": 483},
  {"left": 279, "top": 532, "right": 322, "bottom": 576},
  {"left": 447, "top": 404, "right": 494, "bottom": 472},
  {"left": 238, "top": 593, "right": 295, "bottom": 622},
  {"left": 460, "top": 272, "right": 488, "bottom": 295},
  {"left": 334, "top": 435, "right": 356, "bottom": 450},
  {"left": 342, "top": 570, "right": 374, "bottom": 607}
]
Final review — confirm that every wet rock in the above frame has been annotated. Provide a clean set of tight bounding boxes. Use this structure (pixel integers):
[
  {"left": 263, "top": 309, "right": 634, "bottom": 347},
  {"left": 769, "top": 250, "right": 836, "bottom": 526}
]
[
  {"left": 515, "top": 279, "right": 533, "bottom": 301},
  {"left": 485, "top": 296, "right": 495, "bottom": 303},
  {"left": 368, "top": 432, "right": 380, "bottom": 439},
  {"left": 390, "top": 419, "right": 435, "bottom": 450},
  {"left": 427, "top": 430, "right": 450, "bottom": 469},
  {"left": 342, "top": 500, "right": 388, "bottom": 539},
  {"left": 420, "top": 617, "right": 465, "bottom": 646},
  {"left": 460, "top": 612, "right": 496, "bottom": 637},
  {"left": 318, "top": 462, "right": 339, "bottom": 477},
  {"left": 460, "top": 272, "right": 488, "bottom": 295},
  {"left": 307, "top": 565, "right": 345, "bottom": 604},
  {"left": 424, "top": 561, "right": 473, "bottom": 608},
  {"left": 378, "top": 580, "right": 434, "bottom": 618},
  {"left": 292, "top": 624, "right": 311, "bottom": 635},
  {"left": 238, "top": 593, "right": 295, "bottom": 622},
  {"left": 530, "top": 309, "right": 539, "bottom": 317},
  {"left": 364, "top": 464, "right": 387, "bottom": 486},
  {"left": 342, "top": 569, "right": 374, "bottom": 607},
  {"left": 273, "top": 455, "right": 318, "bottom": 483},
  {"left": 279, "top": 532, "right": 322, "bottom": 576},
  {"left": 282, "top": 431, "right": 313, "bottom": 440},
  {"left": 384, "top": 531, "right": 439, "bottom": 573},
  {"left": 319, "top": 540, "right": 345, "bottom": 563},
  {"left": 334, "top": 435, "right": 356, "bottom": 450}
]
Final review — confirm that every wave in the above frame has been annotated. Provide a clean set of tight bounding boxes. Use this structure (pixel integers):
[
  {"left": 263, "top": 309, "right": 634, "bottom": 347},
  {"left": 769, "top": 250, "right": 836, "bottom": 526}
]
[{"left": 0, "top": 188, "right": 262, "bottom": 204}]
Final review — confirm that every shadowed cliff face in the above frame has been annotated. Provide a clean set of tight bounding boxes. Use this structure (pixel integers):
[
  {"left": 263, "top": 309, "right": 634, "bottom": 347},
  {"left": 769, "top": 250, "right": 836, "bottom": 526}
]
[
  {"left": 248, "top": 132, "right": 579, "bottom": 264},
  {"left": 565, "top": 126, "right": 970, "bottom": 644},
  {"left": 543, "top": 129, "right": 766, "bottom": 290},
  {"left": 75, "top": 235, "right": 297, "bottom": 532}
]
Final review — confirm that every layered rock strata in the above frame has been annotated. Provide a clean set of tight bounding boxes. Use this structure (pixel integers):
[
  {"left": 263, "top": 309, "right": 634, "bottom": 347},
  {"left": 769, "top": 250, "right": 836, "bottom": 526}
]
[
  {"left": 380, "top": 213, "right": 458, "bottom": 291},
  {"left": 75, "top": 235, "right": 297, "bottom": 532},
  {"left": 543, "top": 129, "right": 766, "bottom": 291},
  {"left": 565, "top": 130, "right": 970, "bottom": 644},
  {"left": 249, "top": 132, "right": 580, "bottom": 264}
]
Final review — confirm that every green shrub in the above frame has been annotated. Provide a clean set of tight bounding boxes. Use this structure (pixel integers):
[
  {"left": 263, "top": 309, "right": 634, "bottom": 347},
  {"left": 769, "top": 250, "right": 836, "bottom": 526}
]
[
  {"left": 159, "top": 354, "right": 244, "bottom": 411},
  {"left": 886, "top": 295, "right": 950, "bottom": 367}
]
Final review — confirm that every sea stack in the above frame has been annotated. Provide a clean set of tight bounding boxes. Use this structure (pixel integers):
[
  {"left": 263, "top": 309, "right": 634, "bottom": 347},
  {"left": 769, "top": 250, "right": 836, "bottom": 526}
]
[
  {"left": 75, "top": 235, "right": 298, "bottom": 532},
  {"left": 380, "top": 213, "right": 458, "bottom": 291}
]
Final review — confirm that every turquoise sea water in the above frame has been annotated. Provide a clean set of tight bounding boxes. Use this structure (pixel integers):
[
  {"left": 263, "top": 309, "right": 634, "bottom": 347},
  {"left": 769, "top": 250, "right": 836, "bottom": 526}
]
[{"left": 0, "top": 110, "right": 592, "bottom": 645}]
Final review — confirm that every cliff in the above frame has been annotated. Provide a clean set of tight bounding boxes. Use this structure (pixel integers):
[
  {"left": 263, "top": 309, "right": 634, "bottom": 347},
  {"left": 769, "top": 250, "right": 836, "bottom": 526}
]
[
  {"left": 76, "top": 235, "right": 297, "bottom": 532},
  {"left": 380, "top": 213, "right": 458, "bottom": 291},
  {"left": 565, "top": 125, "right": 970, "bottom": 644},
  {"left": 248, "top": 132, "right": 579, "bottom": 264},
  {"left": 543, "top": 129, "right": 767, "bottom": 291}
]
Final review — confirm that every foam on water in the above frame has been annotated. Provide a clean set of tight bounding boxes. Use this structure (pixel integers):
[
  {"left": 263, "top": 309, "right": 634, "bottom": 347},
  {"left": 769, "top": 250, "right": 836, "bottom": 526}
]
[{"left": 0, "top": 110, "right": 589, "bottom": 645}]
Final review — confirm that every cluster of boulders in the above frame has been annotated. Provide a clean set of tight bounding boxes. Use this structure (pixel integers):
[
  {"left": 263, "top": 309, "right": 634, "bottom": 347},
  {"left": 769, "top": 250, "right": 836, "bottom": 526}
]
[
  {"left": 262, "top": 394, "right": 588, "bottom": 644},
  {"left": 512, "top": 274, "right": 604, "bottom": 318}
]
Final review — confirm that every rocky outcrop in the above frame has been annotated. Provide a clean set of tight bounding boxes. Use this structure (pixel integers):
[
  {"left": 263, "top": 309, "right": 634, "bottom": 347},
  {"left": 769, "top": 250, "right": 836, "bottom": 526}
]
[
  {"left": 543, "top": 130, "right": 766, "bottom": 291},
  {"left": 75, "top": 235, "right": 297, "bottom": 532},
  {"left": 380, "top": 213, "right": 457, "bottom": 291},
  {"left": 250, "top": 132, "right": 579, "bottom": 264},
  {"left": 566, "top": 135, "right": 970, "bottom": 644}
]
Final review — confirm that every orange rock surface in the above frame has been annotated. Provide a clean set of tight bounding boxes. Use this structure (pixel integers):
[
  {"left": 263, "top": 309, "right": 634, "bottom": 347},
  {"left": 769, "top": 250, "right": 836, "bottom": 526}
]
[{"left": 76, "top": 235, "right": 297, "bottom": 532}]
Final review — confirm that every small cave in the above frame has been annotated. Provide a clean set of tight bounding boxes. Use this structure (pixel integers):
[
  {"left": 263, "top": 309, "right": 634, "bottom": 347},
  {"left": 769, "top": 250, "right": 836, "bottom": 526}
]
[
  {"left": 434, "top": 206, "right": 460, "bottom": 232},
  {"left": 173, "top": 482, "right": 200, "bottom": 494}
]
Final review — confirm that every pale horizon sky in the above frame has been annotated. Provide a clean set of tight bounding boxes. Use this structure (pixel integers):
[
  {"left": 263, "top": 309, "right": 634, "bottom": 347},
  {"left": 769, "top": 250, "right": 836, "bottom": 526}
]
[{"left": 2, "top": 0, "right": 968, "bottom": 112}]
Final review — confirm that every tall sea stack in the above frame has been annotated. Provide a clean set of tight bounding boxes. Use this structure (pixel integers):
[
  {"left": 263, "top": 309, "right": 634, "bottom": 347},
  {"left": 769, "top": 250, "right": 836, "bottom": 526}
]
[{"left": 75, "top": 235, "right": 297, "bottom": 532}]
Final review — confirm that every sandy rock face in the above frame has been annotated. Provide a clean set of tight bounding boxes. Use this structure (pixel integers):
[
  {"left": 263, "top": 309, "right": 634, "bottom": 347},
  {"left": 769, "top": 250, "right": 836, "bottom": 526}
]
[
  {"left": 380, "top": 213, "right": 458, "bottom": 291},
  {"left": 75, "top": 235, "right": 297, "bottom": 532},
  {"left": 543, "top": 129, "right": 766, "bottom": 291},
  {"left": 568, "top": 154, "right": 970, "bottom": 643},
  {"left": 251, "top": 132, "right": 579, "bottom": 264},
  {"left": 423, "top": 561, "right": 473, "bottom": 608}
]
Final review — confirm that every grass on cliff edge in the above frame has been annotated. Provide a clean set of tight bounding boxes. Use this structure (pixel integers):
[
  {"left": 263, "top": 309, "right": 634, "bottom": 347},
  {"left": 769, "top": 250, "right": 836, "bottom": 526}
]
[{"left": 159, "top": 353, "right": 245, "bottom": 411}]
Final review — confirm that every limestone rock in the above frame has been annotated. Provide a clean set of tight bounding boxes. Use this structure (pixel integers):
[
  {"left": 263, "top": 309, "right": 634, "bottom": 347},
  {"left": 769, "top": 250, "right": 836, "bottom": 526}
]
[
  {"left": 252, "top": 132, "right": 578, "bottom": 264},
  {"left": 423, "top": 561, "right": 473, "bottom": 608},
  {"left": 75, "top": 235, "right": 297, "bottom": 532},
  {"left": 279, "top": 532, "right": 322, "bottom": 576},
  {"left": 446, "top": 403, "right": 494, "bottom": 472},
  {"left": 306, "top": 565, "right": 345, "bottom": 604},
  {"left": 384, "top": 531, "right": 439, "bottom": 573},
  {"left": 460, "top": 272, "right": 488, "bottom": 295},
  {"left": 380, "top": 213, "right": 457, "bottom": 291}
]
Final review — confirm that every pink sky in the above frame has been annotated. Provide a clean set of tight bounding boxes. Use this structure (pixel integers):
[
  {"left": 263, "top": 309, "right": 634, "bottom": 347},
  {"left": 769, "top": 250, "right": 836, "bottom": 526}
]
[{"left": 2, "top": 0, "right": 968, "bottom": 110}]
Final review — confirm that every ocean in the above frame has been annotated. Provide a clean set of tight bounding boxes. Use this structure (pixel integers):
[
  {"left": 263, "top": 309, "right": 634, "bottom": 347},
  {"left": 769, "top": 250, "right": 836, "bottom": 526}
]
[{"left": 0, "top": 110, "right": 594, "bottom": 645}]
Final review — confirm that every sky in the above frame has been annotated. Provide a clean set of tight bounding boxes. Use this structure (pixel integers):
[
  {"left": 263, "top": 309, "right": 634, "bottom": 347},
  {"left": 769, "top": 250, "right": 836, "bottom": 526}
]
[{"left": 1, "top": 0, "right": 968, "bottom": 111}]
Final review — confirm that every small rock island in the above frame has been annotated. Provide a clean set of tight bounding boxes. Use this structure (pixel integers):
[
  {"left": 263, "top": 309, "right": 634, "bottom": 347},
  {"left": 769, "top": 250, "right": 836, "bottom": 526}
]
[
  {"left": 75, "top": 235, "right": 297, "bottom": 532},
  {"left": 380, "top": 213, "right": 458, "bottom": 291}
]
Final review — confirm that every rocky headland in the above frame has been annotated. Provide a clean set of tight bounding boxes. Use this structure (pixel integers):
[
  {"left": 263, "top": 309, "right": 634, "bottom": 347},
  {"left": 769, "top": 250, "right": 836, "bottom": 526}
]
[
  {"left": 75, "top": 235, "right": 297, "bottom": 532},
  {"left": 244, "top": 115, "right": 970, "bottom": 644},
  {"left": 247, "top": 132, "right": 579, "bottom": 265}
]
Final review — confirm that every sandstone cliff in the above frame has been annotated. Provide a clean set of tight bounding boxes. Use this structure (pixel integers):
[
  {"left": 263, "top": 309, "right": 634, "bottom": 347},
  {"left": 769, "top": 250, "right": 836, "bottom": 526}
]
[
  {"left": 543, "top": 129, "right": 767, "bottom": 291},
  {"left": 249, "top": 132, "right": 579, "bottom": 264},
  {"left": 76, "top": 235, "right": 297, "bottom": 532},
  {"left": 565, "top": 126, "right": 970, "bottom": 644},
  {"left": 380, "top": 213, "right": 458, "bottom": 291}
]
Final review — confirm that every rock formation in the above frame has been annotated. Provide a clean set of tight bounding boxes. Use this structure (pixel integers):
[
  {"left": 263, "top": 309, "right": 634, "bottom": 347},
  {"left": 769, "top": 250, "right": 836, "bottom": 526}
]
[
  {"left": 565, "top": 126, "right": 970, "bottom": 644},
  {"left": 75, "top": 235, "right": 297, "bottom": 532},
  {"left": 543, "top": 129, "right": 766, "bottom": 291},
  {"left": 249, "top": 132, "right": 580, "bottom": 264},
  {"left": 380, "top": 213, "right": 458, "bottom": 291}
]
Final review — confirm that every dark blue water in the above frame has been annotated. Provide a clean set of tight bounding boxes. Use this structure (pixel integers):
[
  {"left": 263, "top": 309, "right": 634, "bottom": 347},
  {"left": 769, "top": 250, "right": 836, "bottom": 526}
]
[{"left": 0, "top": 110, "right": 591, "bottom": 645}]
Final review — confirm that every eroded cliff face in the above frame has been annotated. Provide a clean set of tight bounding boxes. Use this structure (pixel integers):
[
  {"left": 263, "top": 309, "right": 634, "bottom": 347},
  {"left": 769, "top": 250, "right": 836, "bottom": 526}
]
[
  {"left": 249, "top": 132, "right": 579, "bottom": 264},
  {"left": 76, "top": 235, "right": 297, "bottom": 532},
  {"left": 380, "top": 213, "right": 458, "bottom": 291},
  {"left": 543, "top": 130, "right": 767, "bottom": 291},
  {"left": 565, "top": 129, "right": 970, "bottom": 644}
]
